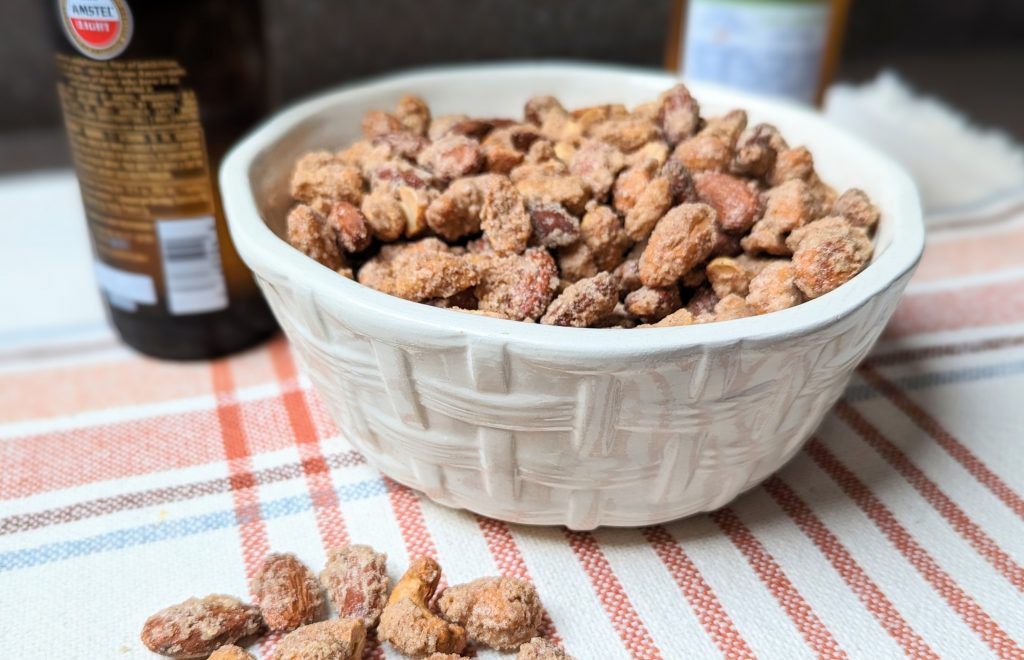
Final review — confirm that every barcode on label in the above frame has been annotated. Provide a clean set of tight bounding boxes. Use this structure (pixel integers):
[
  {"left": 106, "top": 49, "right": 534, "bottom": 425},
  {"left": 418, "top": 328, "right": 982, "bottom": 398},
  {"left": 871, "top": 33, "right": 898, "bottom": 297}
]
[{"left": 156, "top": 217, "right": 229, "bottom": 315}]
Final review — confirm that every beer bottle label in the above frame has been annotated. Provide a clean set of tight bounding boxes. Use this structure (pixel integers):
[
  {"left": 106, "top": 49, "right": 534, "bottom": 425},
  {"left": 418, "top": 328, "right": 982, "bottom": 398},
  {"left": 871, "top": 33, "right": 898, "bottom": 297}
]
[{"left": 54, "top": 0, "right": 230, "bottom": 316}]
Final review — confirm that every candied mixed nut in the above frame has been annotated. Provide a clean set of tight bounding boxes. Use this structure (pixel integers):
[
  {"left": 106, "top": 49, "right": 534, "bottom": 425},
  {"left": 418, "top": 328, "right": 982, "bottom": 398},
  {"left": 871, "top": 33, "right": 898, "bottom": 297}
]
[
  {"left": 141, "top": 545, "right": 565, "bottom": 659},
  {"left": 285, "top": 86, "right": 880, "bottom": 327}
]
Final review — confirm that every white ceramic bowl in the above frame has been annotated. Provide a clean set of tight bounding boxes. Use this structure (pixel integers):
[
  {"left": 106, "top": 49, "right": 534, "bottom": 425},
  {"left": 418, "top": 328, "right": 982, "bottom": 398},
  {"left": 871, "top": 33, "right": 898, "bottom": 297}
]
[{"left": 220, "top": 63, "right": 923, "bottom": 529}]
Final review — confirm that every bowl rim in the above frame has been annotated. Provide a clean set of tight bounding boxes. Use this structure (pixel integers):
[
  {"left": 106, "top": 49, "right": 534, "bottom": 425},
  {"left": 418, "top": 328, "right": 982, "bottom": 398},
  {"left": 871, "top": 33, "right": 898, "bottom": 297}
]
[{"left": 220, "top": 61, "right": 924, "bottom": 360}]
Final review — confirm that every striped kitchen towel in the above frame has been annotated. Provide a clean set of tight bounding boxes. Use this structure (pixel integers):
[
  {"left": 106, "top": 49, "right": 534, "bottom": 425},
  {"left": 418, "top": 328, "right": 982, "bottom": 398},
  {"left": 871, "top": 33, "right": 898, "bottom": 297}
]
[{"left": 2, "top": 172, "right": 1024, "bottom": 659}]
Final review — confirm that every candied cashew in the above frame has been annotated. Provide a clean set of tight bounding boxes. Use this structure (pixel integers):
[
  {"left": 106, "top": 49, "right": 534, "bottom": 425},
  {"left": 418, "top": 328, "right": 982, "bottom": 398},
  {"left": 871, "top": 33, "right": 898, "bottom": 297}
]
[
  {"left": 475, "top": 248, "right": 559, "bottom": 321},
  {"left": 787, "top": 216, "right": 873, "bottom": 299},
  {"left": 437, "top": 577, "right": 544, "bottom": 651},
  {"left": 647, "top": 307, "right": 696, "bottom": 328},
  {"left": 378, "top": 557, "right": 466, "bottom": 657},
  {"left": 481, "top": 175, "right": 532, "bottom": 255},
  {"left": 252, "top": 553, "right": 324, "bottom": 633},
  {"left": 581, "top": 204, "right": 632, "bottom": 271},
  {"left": 320, "top": 545, "right": 389, "bottom": 628},
  {"left": 638, "top": 203, "right": 717, "bottom": 287},
  {"left": 286, "top": 204, "right": 344, "bottom": 271},
  {"left": 706, "top": 257, "right": 751, "bottom": 298},
  {"left": 746, "top": 261, "right": 803, "bottom": 314}
]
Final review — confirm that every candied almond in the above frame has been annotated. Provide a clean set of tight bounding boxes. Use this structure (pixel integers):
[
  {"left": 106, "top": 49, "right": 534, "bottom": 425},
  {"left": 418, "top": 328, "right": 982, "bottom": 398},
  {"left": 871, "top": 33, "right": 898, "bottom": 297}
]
[
  {"left": 581, "top": 204, "right": 632, "bottom": 270},
  {"left": 252, "top": 553, "right": 325, "bottom": 632},
  {"left": 426, "top": 177, "right": 484, "bottom": 240},
  {"left": 320, "top": 544, "right": 389, "bottom": 628},
  {"left": 787, "top": 216, "right": 873, "bottom": 299},
  {"left": 659, "top": 83, "right": 701, "bottom": 145},
  {"left": 417, "top": 135, "right": 485, "bottom": 180},
  {"left": 528, "top": 201, "right": 581, "bottom": 248},
  {"left": 624, "top": 174, "right": 673, "bottom": 241},
  {"left": 638, "top": 203, "right": 717, "bottom": 287},
  {"left": 741, "top": 179, "right": 822, "bottom": 256},
  {"left": 832, "top": 188, "right": 880, "bottom": 231},
  {"left": 140, "top": 595, "right": 263, "bottom": 659},
  {"left": 396, "top": 94, "right": 431, "bottom": 136},
  {"left": 746, "top": 261, "right": 803, "bottom": 314},
  {"left": 624, "top": 286, "right": 682, "bottom": 321},
  {"left": 612, "top": 158, "right": 659, "bottom": 215},
  {"left": 540, "top": 272, "right": 618, "bottom": 327},
  {"left": 438, "top": 577, "right": 544, "bottom": 651},
  {"left": 326, "top": 201, "right": 372, "bottom": 253},
  {"left": 360, "top": 188, "right": 406, "bottom": 242},
  {"left": 475, "top": 248, "right": 559, "bottom": 321},
  {"left": 695, "top": 172, "right": 762, "bottom": 234},
  {"left": 287, "top": 204, "right": 345, "bottom": 271},
  {"left": 589, "top": 117, "right": 661, "bottom": 152},
  {"left": 290, "top": 152, "right": 364, "bottom": 210},
  {"left": 272, "top": 619, "right": 366, "bottom": 660},
  {"left": 515, "top": 174, "right": 590, "bottom": 216},
  {"left": 570, "top": 139, "right": 626, "bottom": 200},
  {"left": 481, "top": 175, "right": 532, "bottom": 255}
]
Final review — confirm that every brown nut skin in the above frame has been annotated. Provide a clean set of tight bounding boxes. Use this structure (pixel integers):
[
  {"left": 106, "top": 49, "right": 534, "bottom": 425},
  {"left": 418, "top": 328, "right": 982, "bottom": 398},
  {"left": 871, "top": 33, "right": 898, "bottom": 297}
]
[
  {"left": 286, "top": 205, "right": 345, "bottom": 271},
  {"left": 695, "top": 172, "right": 762, "bottom": 235},
  {"left": 271, "top": 619, "right": 366, "bottom": 660},
  {"left": 252, "top": 553, "right": 325, "bottom": 633},
  {"left": 528, "top": 201, "right": 581, "bottom": 248},
  {"left": 437, "top": 577, "right": 544, "bottom": 651},
  {"left": 517, "top": 637, "right": 576, "bottom": 660},
  {"left": 209, "top": 645, "right": 255, "bottom": 660},
  {"left": 787, "top": 216, "right": 873, "bottom": 299},
  {"left": 320, "top": 544, "right": 390, "bottom": 628},
  {"left": 540, "top": 272, "right": 618, "bottom": 327},
  {"left": 140, "top": 595, "right": 263, "bottom": 659},
  {"left": 378, "top": 557, "right": 467, "bottom": 657},
  {"left": 638, "top": 203, "right": 717, "bottom": 288},
  {"left": 746, "top": 260, "right": 803, "bottom": 314}
]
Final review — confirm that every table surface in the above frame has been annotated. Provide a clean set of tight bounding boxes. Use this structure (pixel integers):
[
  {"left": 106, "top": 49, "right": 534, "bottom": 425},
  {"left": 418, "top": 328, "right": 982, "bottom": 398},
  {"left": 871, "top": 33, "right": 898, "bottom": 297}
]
[{"left": 2, "top": 171, "right": 1024, "bottom": 659}]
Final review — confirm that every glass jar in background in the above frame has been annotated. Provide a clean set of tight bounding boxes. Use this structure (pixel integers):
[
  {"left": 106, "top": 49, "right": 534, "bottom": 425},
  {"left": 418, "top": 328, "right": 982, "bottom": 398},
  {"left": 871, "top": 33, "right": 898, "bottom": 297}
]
[
  {"left": 49, "top": 0, "right": 278, "bottom": 360},
  {"left": 665, "top": 0, "right": 852, "bottom": 106}
]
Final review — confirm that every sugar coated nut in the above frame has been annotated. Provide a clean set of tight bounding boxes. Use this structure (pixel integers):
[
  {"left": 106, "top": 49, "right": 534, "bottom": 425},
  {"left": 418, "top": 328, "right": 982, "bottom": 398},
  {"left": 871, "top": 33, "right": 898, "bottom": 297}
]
[
  {"left": 695, "top": 172, "right": 762, "bottom": 234},
  {"left": 437, "top": 577, "right": 544, "bottom": 650},
  {"left": 659, "top": 83, "right": 701, "bottom": 145},
  {"left": 272, "top": 619, "right": 366, "bottom": 660},
  {"left": 517, "top": 637, "right": 576, "bottom": 660},
  {"left": 208, "top": 645, "right": 255, "bottom": 660},
  {"left": 787, "top": 216, "right": 873, "bottom": 299},
  {"left": 476, "top": 248, "right": 559, "bottom": 321},
  {"left": 378, "top": 557, "right": 467, "bottom": 657},
  {"left": 286, "top": 205, "right": 344, "bottom": 271},
  {"left": 540, "top": 272, "right": 618, "bottom": 327},
  {"left": 624, "top": 286, "right": 682, "bottom": 322},
  {"left": 832, "top": 188, "right": 881, "bottom": 231},
  {"left": 327, "top": 201, "right": 372, "bottom": 253},
  {"left": 252, "top": 553, "right": 324, "bottom": 632},
  {"left": 319, "top": 544, "right": 390, "bottom": 628},
  {"left": 140, "top": 595, "right": 263, "bottom": 659},
  {"left": 639, "top": 203, "right": 717, "bottom": 288},
  {"left": 528, "top": 201, "right": 581, "bottom": 248},
  {"left": 481, "top": 175, "right": 532, "bottom": 255}
]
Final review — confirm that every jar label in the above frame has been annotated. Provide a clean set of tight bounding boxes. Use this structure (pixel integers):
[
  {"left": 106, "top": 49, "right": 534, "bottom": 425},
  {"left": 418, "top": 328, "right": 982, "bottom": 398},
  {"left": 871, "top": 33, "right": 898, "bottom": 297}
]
[{"left": 58, "top": 0, "right": 133, "bottom": 60}]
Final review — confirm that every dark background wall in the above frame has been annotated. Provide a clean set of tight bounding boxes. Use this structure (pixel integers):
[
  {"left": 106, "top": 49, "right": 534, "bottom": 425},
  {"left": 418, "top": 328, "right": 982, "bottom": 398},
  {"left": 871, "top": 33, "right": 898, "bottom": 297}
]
[{"left": 3, "top": 0, "right": 1022, "bottom": 170}]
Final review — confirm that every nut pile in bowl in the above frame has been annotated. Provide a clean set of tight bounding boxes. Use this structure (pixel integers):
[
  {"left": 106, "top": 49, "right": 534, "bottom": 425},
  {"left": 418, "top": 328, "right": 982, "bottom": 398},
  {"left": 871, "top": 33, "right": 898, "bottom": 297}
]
[{"left": 284, "top": 85, "right": 880, "bottom": 328}]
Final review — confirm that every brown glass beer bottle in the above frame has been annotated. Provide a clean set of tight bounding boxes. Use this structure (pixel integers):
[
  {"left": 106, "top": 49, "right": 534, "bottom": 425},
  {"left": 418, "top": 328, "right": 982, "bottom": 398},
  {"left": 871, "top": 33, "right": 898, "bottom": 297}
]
[{"left": 49, "top": 0, "right": 277, "bottom": 359}]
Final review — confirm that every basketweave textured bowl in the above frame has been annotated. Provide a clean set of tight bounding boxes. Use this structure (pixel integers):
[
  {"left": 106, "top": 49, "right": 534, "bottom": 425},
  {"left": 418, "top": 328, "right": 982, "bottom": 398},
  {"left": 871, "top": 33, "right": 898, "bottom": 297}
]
[{"left": 220, "top": 63, "right": 924, "bottom": 529}]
